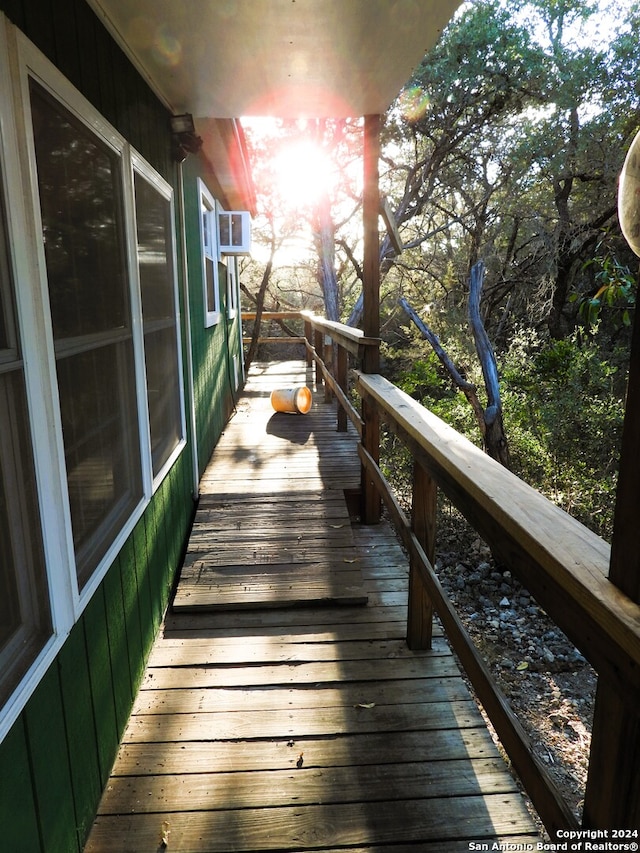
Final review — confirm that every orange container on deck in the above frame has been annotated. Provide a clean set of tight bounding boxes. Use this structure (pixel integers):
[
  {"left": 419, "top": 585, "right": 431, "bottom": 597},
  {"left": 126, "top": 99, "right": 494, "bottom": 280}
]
[{"left": 270, "top": 386, "right": 312, "bottom": 414}]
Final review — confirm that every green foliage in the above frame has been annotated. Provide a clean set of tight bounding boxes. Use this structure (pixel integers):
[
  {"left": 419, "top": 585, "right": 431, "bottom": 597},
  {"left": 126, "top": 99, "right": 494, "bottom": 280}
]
[
  {"left": 500, "top": 330, "right": 624, "bottom": 537},
  {"left": 381, "top": 0, "right": 640, "bottom": 347},
  {"left": 392, "top": 351, "right": 443, "bottom": 398},
  {"left": 574, "top": 252, "right": 637, "bottom": 328},
  {"left": 378, "top": 0, "right": 635, "bottom": 543},
  {"left": 382, "top": 337, "right": 482, "bottom": 444},
  {"left": 383, "top": 327, "right": 625, "bottom": 539}
]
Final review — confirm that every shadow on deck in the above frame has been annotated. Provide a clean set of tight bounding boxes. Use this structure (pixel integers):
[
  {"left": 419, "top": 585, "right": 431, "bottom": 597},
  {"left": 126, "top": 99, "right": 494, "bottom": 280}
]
[{"left": 84, "top": 360, "right": 541, "bottom": 852}]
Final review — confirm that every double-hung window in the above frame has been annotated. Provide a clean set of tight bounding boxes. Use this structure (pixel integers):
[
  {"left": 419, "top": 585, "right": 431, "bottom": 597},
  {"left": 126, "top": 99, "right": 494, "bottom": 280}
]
[
  {"left": 199, "top": 180, "right": 221, "bottom": 327},
  {"left": 0, "top": 161, "right": 51, "bottom": 708},
  {"left": 29, "top": 80, "right": 144, "bottom": 589},
  {"left": 133, "top": 163, "right": 184, "bottom": 478}
]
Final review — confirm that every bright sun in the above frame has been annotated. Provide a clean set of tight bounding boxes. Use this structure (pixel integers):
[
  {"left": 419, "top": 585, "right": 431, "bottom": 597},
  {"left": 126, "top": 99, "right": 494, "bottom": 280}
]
[{"left": 272, "top": 140, "right": 334, "bottom": 210}]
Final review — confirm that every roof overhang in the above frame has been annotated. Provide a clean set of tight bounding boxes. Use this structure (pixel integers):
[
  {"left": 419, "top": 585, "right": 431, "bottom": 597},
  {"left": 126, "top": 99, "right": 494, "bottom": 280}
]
[
  {"left": 197, "top": 117, "right": 257, "bottom": 214},
  {"left": 87, "top": 0, "right": 462, "bottom": 208}
]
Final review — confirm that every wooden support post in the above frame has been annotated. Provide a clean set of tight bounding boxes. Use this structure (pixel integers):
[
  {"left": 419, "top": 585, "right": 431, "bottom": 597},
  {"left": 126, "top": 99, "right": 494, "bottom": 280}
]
[
  {"left": 323, "top": 336, "right": 333, "bottom": 404},
  {"left": 314, "top": 329, "right": 323, "bottom": 387},
  {"left": 407, "top": 461, "right": 435, "bottom": 650},
  {"left": 304, "top": 319, "right": 312, "bottom": 367},
  {"left": 362, "top": 115, "right": 381, "bottom": 369},
  {"left": 609, "top": 274, "right": 640, "bottom": 602},
  {"left": 583, "top": 281, "right": 640, "bottom": 830},
  {"left": 337, "top": 344, "right": 348, "bottom": 432},
  {"left": 361, "top": 114, "right": 381, "bottom": 524},
  {"left": 583, "top": 683, "right": 640, "bottom": 829}
]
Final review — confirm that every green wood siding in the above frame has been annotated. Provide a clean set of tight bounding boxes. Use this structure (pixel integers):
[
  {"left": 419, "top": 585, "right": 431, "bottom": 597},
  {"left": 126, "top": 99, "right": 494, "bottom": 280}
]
[
  {"left": 58, "top": 625, "right": 104, "bottom": 845},
  {"left": 0, "top": 2, "right": 242, "bottom": 851},
  {"left": 184, "top": 158, "right": 242, "bottom": 476},
  {"left": 0, "top": 720, "right": 41, "bottom": 852},
  {"left": 83, "top": 589, "right": 120, "bottom": 787},
  {"left": 24, "top": 665, "right": 78, "bottom": 853},
  {"left": 0, "top": 453, "right": 197, "bottom": 853}
]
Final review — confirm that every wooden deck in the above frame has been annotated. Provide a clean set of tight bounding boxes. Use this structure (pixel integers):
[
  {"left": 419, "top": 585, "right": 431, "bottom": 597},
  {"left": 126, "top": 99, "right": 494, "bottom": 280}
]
[
  {"left": 84, "top": 360, "right": 541, "bottom": 852},
  {"left": 173, "top": 362, "right": 368, "bottom": 612}
]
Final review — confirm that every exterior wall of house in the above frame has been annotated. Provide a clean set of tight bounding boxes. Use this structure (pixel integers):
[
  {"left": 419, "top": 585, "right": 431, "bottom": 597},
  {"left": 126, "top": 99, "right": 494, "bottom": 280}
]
[
  {"left": 184, "top": 156, "right": 244, "bottom": 477},
  {"left": 0, "top": 2, "right": 243, "bottom": 851}
]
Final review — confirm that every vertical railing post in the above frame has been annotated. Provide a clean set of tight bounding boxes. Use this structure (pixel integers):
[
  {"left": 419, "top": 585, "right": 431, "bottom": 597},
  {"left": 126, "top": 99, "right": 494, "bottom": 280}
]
[
  {"left": 337, "top": 344, "right": 348, "bottom": 433},
  {"left": 323, "top": 335, "right": 333, "bottom": 404},
  {"left": 314, "top": 328, "right": 323, "bottom": 388},
  {"left": 407, "top": 460, "right": 436, "bottom": 650},
  {"left": 361, "top": 114, "right": 381, "bottom": 524},
  {"left": 304, "top": 318, "right": 312, "bottom": 367}
]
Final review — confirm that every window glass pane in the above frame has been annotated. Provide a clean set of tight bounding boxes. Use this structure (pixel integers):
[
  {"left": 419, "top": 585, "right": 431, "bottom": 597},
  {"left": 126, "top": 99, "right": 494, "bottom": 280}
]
[
  {"left": 30, "top": 82, "right": 128, "bottom": 339},
  {"left": 0, "top": 277, "right": 51, "bottom": 705},
  {"left": 134, "top": 172, "right": 183, "bottom": 476},
  {"left": 205, "top": 256, "right": 216, "bottom": 314},
  {"left": 0, "top": 372, "right": 51, "bottom": 655},
  {"left": 29, "top": 81, "right": 143, "bottom": 587},
  {"left": 143, "top": 327, "right": 182, "bottom": 473},
  {"left": 0, "top": 494, "right": 20, "bottom": 648},
  {"left": 134, "top": 174, "right": 174, "bottom": 321},
  {"left": 200, "top": 186, "right": 220, "bottom": 326},
  {"left": 0, "top": 232, "right": 9, "bottom": 351},
  {"left": 56, "top": 341, "right": 141, "bottom": 584},
  {"left": 0, "top": 371, "right": 52, "bottom": 706}
]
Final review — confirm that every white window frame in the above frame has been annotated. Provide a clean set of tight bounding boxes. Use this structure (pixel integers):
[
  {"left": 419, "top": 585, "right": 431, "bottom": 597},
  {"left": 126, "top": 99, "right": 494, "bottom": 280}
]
[
  {"left": 131, "top": 152, "right": 187, "bottom": 488},
  {"left": 0, "top": 16, "right": 187, "bottom": 741},
  {"left": 20, "top": 43, "right": 150, "bottom": 605},
  {"left": 199, "top": 179, "right": 221, "bottom": 327},
  {"left": 217, "top": 209, "right": 252, "bottom": 255},
  {"left": 0, "top": 16, "right": 74, "bottom": 744},
  {"left": 224, "top": 255, "right": 239, "bottom": 320}
]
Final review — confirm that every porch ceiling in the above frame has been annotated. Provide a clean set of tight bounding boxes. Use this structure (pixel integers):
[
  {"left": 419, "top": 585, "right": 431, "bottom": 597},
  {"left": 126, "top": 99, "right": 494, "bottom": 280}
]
[
  {"left": 87, "top": 0, "right": 461, "bottom": 119},
  {"left": 86, "top": 0, "right": 461, "bottom": 213}
]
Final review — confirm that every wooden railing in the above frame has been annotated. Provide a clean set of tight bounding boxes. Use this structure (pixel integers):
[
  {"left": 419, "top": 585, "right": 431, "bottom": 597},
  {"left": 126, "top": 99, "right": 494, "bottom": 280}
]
[
  {"left": 242, "top": 310, "right": 376, "bottom": 435},
  {"left": 242, "top": 310, "right": 640, "bottom": 837}
]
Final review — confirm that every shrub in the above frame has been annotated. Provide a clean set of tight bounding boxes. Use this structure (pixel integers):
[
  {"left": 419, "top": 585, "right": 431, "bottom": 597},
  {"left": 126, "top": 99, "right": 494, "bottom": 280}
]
[{"left": 380, "top": 329, "right": 626, "bottom": 539}]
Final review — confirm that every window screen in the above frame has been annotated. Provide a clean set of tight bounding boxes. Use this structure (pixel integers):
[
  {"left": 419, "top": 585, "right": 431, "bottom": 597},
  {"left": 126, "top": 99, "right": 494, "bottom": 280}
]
[
  {"left": 30, "top": 80, "right": 143, "bottom": 588},
  {"left": 0, "top": 165, "right": 51, "bottom": 706},
  {"left": 134, "top": 171, "right": 183, "bottom": 476}
]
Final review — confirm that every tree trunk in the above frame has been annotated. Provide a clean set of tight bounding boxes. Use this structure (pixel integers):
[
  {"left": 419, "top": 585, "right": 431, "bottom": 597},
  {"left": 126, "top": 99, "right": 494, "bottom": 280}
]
[
  {"left": 244, "top": 252, "right": 274, "bottom": 372},
  {"left": 468, "top": 262, "right": 511, "bottom": 468},
  {"left": 313, "top": 192, "right": 340, "bottom": 322},
  {"left": 400, "top": 261, "right": 511, "bottom": 469}
]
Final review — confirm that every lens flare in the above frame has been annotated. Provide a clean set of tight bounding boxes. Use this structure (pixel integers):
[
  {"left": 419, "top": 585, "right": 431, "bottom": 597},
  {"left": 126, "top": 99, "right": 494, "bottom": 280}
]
[
  {"left": 151, "top": 24, "right": 182, "bottom": 69},
  {"left": 398, "top": 86, "right": 430, "bottom": 123}
]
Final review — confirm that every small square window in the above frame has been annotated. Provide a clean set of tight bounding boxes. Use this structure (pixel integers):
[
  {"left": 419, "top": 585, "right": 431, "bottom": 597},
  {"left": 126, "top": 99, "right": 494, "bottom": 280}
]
[{"left": 218, "top": 210, "right": 251, "bottom": 255}]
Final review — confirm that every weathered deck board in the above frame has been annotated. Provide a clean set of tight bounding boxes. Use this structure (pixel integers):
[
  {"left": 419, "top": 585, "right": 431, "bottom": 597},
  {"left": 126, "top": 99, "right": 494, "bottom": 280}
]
[
  {"left": 174, "top": 487, "right": 366, "bottom": 609},
  {"left": 99, "top": 757, "right": 521, "bottom": 814},
  {"left": 83, "top": 360, "right": 541, "bottom": 852},
  {"left": 174, "top": 362, "right": 367, "bottom": 611},
  {"left": 105, "top": 727, "right": 503, "bottom": 776},
  {"left": 88, "top": 797, "right": 536, "bottom": 851}
]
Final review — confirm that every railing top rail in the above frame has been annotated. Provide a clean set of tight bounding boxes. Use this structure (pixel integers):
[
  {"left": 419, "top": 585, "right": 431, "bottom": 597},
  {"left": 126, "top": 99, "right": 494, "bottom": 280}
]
[
  {"left": 356, "top": 371, "right": 640, "bottom": 700},
  {"left": 241, "top": 311, "right": 302, "bottom": 321},
  {"left": 300, "top": 310, "right": 379, "bottom": 358},
  {"left": 241, "top": 309, "right": 378, "bottom": 359}
]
